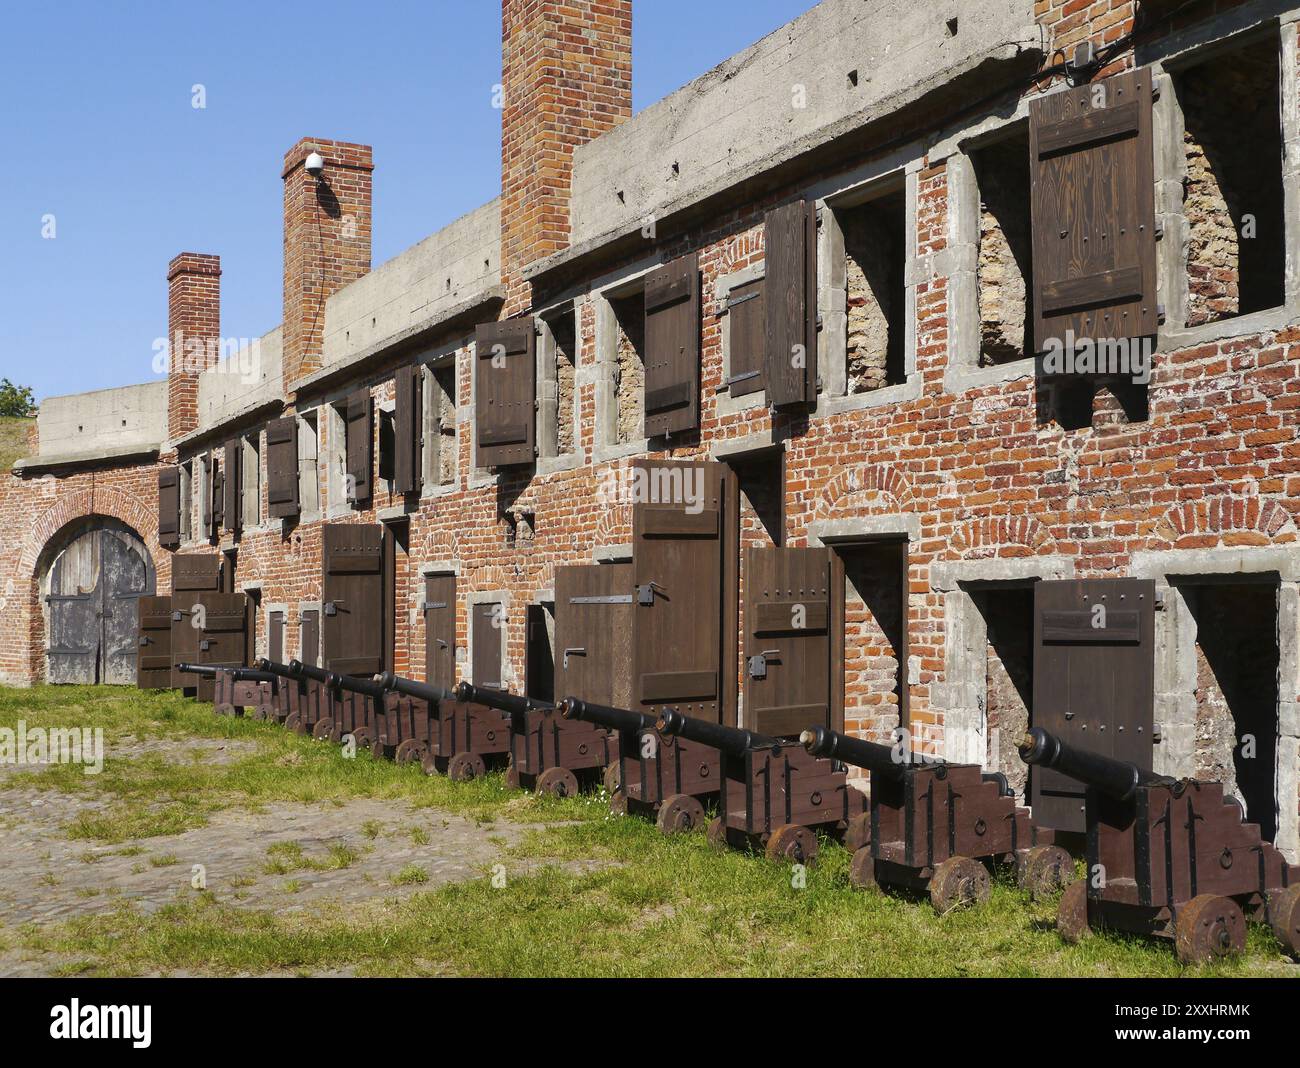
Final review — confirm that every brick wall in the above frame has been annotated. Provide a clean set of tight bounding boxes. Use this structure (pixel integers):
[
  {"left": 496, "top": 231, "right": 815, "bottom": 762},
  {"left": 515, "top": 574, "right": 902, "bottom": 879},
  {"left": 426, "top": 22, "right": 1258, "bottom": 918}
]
[{"left": 166, "top": 253, "right": 221, "bottom": 440}]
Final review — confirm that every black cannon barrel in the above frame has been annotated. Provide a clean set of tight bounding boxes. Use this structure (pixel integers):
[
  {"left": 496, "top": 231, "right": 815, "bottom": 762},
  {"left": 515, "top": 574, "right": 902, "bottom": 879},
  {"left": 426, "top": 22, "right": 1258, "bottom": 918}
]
[
  {"left": 376, "top": 672, "right": 455, "bottom": 706},
  {"left": 655, "top": 708, "right": 776, "bottom": 755},
  {"left": 330, "top": 672, "right": 387, "bottom": 700},
  {"left": 176, "top": 662, "right": 218, "bottom": 678},
  {"left": 455, "top": 682, "right": 551, "bottom": 716},
  {"left": 230, "top": 667, "right": 279, "bottom": 685},
  {"left": 558, "top": 697, "right": 656, "bottom": 733},
  {"left": 255, "top": 658, "right": 299, "bottom": 681},
  {"left": 1019, "top": 727, "right": 1174, "bottom": 802},
  {"left": 800, "top": 725, "right": 930, "bottom": 781},
  {"left": 288, "top": 659, "right": 338, "bottom": 688}
]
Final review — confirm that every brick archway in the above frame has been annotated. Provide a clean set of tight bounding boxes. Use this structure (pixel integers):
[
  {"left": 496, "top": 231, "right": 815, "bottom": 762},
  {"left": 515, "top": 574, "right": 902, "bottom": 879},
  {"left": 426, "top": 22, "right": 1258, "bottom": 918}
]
[
  {"left": 949, "top": 515, "right": 1051, "bottom": 559},
  {"left": 814, "top": 464, "right": 914, "bottom": 521},
  {"left": 20, "top": 486, "right": 164, "bottom": 582},
  {"left": 1154, "top": 495, "right": 1296, "bottom": 549}
]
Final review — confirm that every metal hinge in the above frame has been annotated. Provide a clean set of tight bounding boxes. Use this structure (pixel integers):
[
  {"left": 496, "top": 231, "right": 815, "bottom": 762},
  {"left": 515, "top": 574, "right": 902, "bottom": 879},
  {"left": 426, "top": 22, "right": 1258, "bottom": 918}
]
[{"left": 569, "top": 594, "right": 635, "bottom": 605}]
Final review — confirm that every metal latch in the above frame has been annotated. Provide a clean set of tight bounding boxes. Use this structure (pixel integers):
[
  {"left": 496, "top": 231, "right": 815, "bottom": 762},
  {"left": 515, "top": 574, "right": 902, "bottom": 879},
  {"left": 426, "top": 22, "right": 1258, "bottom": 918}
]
[
  {"left": 200, "top": 640, "right": 212, "bottom": 652},
  {"left": 748, "top": 649, "right": 780, "bottom": 680},
  {"left": 324, "top": 601, "right": 341, "bottom": 617},
  {"left": 637, "top": 582, "right": 664, "bottom": 606},
  {"left": 172, "top": 610, "right": 185, "bottom": 622},
  {"left": 138, "top": 636, "right": 150, "bottom": 647},
  {"left": 562, "top": 646, "right": 586, "bottom": 669},
  {"left": 422, "top": 601, "right": 448, "bottom": 611}
]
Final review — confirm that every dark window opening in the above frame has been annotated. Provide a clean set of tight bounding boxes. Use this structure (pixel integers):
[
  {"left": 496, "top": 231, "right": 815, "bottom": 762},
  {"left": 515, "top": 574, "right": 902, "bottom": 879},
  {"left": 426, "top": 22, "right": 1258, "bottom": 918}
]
[
  {"left": 728, "top": 449, "right": 784, "bottom": 548},
  {"left": 548, "top": 311, "right": 578, "bottom": 455},
  {"left": 610, "top": 292, "right": 646, "bottom": 443},
  {"left": 525, "top": 603, "right": 555, "bottom": 703},
  {"left": 838, "top": 540, "right": 908, "bottom": 745},
  {"left": 378, "top": 407, "right": 396, "bottom": 484},
  {"left": 839, "top": 188, "right": 907, "bottom": 392},
  {"left": 972, "top": 128, "right": 1033, "bottom": 365},
  {"left": 969, "top": 584, "right": 1035, "bottom": 799}
]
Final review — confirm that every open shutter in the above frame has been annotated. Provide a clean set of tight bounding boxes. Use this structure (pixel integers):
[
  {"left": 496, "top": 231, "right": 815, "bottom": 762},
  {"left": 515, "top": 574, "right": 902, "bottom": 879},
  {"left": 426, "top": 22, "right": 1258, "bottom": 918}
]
[
  {"left": 744, "top": 547, "right": 842, "bottom": 738},
  {"left": 472, "top": 602, "right": 503, "bottom": 688},
  {"left": 136, "top": 595, "right": 173, "bottom": 689},
  {"left": 394, "top": 364, "right": 423, "bottom": 493},
  {"left": 209, "top": 453, "right": 224, "bottom": 536},
  {"left": 321, "top": 522, "right": 384, "bottom": 676},
  {"left": 222, "top": 439, "right": 241, "bottom": 534},
  {"left": 474, "top": 319, "right": 535, "bottom": 469},
  {"left": 266, "top": 417, "right": 299, "bottom": 519},
  {"left": 1029, "top": 67, "right": 1157, "bottom": 355},
  {"left": 157, "top": 467, "right": 180, "bottom": 549},
  {"left": 346, "top": 390, "right": 374, "bottom": 503},
  {"left": 764, "top": 199, "right": 818, "bottom": 408},
  {"left": 555, "top": 564, "right": 633, "bottom": 710},
  {"left": 643, "top": 251, "right": 700, "bottom": 438},
  {"left": 725, "top": 278, "right": 766, "bottom": 398},
  {"left": 423, "top": 574, "right": 456, "bottom": 689},
  {"left": 1031, "top": 578, "right": 1155, "bottom": 833}
]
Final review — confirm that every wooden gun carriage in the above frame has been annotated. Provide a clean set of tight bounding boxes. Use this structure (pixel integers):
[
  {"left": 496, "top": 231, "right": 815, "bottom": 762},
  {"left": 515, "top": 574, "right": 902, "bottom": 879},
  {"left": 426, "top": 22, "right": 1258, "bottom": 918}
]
[
  {"left": 254, "top": 658, "right": 318, "bottom": 726},
  {"left": 1020, "top": 726, "right": 1300, "bottom": 962},
  {"left": 212, "top": 666, "right": 279, "bottom": 718},
  {"left": 284, "top": 660, "right": 373, "bottom": 744},
  {"left": 802, "top": 726, "right": 1071, "bottom": 911},
  {"left": 376, "top": 673, "right": 510, "bottom": 780}
]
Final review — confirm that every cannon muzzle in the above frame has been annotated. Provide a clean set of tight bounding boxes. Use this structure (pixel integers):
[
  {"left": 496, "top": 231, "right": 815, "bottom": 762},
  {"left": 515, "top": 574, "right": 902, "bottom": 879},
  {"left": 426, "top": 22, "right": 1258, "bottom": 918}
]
[
  {"left": 454, "top": 682, "right": 551, "bottom": 717},
  {"left": 376, "top": 672, "right": 456, "bottom": 706},
  {"left": 330, "top": 672, "right": 387, "bottom": 700},
  {"left": 799, "top": 725, "right": 933, "bottom": 781},
  {"left": 1019, "top": 727, "right": 1173, "bottom": 801},
  {"left": 655, "top": 708, "right": 776, "bottom": 755},
  {"left": 255, "top": 658, "right": 300, "bottom": 681},
  {"left": 558, "top": 697, "right": 655, "bottom": 734},
  {"left": 288, "top": 659, "right": 337, "bottom": 687},
  {"left": 229, "top": 667, "right": 279, "bottom": 685},
  {"left": 176, "top": 662, "right": 218, "bottom": 678}
]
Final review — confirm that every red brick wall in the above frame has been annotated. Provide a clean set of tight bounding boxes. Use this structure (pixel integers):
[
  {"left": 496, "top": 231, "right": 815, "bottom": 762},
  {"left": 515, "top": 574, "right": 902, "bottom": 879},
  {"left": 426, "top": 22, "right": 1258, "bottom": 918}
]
[{"left": 166, "top": 252, "right": 221, "bottom": 441}]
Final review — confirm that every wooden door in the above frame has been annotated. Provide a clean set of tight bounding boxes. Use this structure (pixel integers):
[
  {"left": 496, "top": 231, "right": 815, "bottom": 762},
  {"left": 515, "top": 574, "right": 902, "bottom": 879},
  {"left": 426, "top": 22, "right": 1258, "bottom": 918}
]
[
  {"left": 170, "top": 554, "right": 222, "bottom": 688},
  {"left": 268, "top": 609, "right": 285, "bottom": 664},
  {"left": 137, "top": 596, "right": 173, "bottom": 689},
  {"left": 300, "top": 608, "right": 320, "bottom": 668},
  {"left": 554, "top": 564, "right": 633, "bottom": 709},
  {"left": 472, "top": 602, "right": 503, "bottom": 688},
  {"left": 322, "top": 523, "right": 384, "bottom": 676},
  {"left": 423, "top": 574, "right": 456, "bottom": 688},
  {"left": 100, "top": 530, "right": 150, "bottom": 684}
]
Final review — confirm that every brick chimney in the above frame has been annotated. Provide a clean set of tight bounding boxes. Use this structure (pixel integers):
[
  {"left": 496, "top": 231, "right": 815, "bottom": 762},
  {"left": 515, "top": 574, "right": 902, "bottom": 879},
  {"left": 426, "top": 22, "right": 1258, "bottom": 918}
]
[
  {"left": 167, "top": 252, "right": 221, "bottom": 441},
  {"left": 500, "top": 0, "right": 632, "bottom": 312},
  {"left": 282, "top": 138, "right": 374, "bottom": 388}
]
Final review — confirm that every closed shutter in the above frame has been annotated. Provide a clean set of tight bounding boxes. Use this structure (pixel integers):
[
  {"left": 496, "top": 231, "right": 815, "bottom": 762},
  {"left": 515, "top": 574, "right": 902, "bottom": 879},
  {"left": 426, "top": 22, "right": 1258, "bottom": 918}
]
[
  {"left": 169, "top": 554, "right": 223, "bottom": 688},
  {"left": 210, "top": 453, "right": 224, "bottom": 536},
  {"left": 299, "top": 607, "right": 320, "bottom": 668},
  {"left": 346, "top": 390, "right": 374, "bottom": 503},
  {"left": 1031, "top": 578, "right": 1155, "bottom": 832},
  {"left": 321, "top": 523, "right": 384, "bottom": 676},
  {"left": 194, "top": 591, "right": 248, "bottom": 701},
  {"left": 268, "top": 609, "right": 285, "bottom": 663},
  {"left": 222, "top": 438, "right": 241, "bottom": 534},
  {"left": 725, "top": 278, "right": 766, "bottom": 398},
  {"left": 1029, "top": 67, "right": 1157, "bottom": 355},
  {"left": 554, "top": 564, "right": 633, "bottom": 710},
  {"left": 423, "top": 573, "right": 456, "bottom": 689},
  {"left": 764, "top": 199, "right": 818, "bottom": 408},
  {"left": 265, "top": 417, "right": 299, "bottom": 518},
  {"left": 157, "top": 467, "right": 180, "bottom": 549},
  {"left": 136, "top": 595, "right": 173, "bottom": 689},
  {"left": 394, "top": 364, "right": 423, "bottom": 494},
  {"left": 474, "top": 319, "right": 535, "bottom": 469},
  {"left": 472, "top": 602, "right": 503, "bottom": 688},
  {"left": 744, "top": 547, "right": 842, "bottom": 737},
  {"left": 642, "top": 251, "right": 700, "bottom": 438}
]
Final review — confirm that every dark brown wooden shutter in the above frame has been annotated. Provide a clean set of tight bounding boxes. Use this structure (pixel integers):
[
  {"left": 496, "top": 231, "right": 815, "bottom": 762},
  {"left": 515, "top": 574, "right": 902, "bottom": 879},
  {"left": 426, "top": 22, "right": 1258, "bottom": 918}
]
[
  {"left": 726, "top": 278, "right": 766, "bottom": 398},
  {"left": 474, "top": 318, "right": 535, "bottom": 468},
  {"left": 136, "top": 595, "right": 173, "bottom": 689},
  {"left": 1031, "top": 578, "right": 1155, "bottom": 833},
  {"left": 268, "top": 609, "right": 285, "bottom": 663},
  {"left": 554, "top": 564, "right": 633, "bottom": 710},
  {"left": 265, "top": 417, "right": 299, "bottom": 519},
  {"left": 423, "top": 573, "right": 456, "bottom": 689},
  {"left": 346, "top": 390, "right": 374, "bottom": 503},
  {"left": 299, "top": 607, "right": 320, "bottom": 667},
  {"left": 472, "top": 602, "right": 503, "bottom": 688},
  {"left": 394, "top": 365, "right": 423, "bottom": 494},
  {"left": 643, "top": 251, "right": 700, "bottom": 438},
  {"left": 1029, "top": 67, "right": 1157, "bottom": 354},
  {"left": 209, "top": 453, "right": 224, "bottom": 536},
  {"left": 222, "top": 439, "right": 241, "bottom": 534},
  {"left": 631, "top": 459, "right": 736, "bottom": 722},
  {"left": 157, "top": 467, "right": 180, "bottom": 548},
  {"left": 743, "top": 547, "right": 843, "bottom": 738},
  {"left": 764, "top": 199, "right": 818, "bottom": 408},
  {"left": 321, "top": 522, "right": 384, "bottom": 676},
  {"left": 169, "top": 554, "right": 223, "bottom": 688}
]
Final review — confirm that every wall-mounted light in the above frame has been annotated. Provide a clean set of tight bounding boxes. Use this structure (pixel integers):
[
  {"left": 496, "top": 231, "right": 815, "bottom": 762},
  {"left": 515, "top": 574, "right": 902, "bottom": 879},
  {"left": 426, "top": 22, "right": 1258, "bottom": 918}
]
[{"left": 304, "top": 151, "right": 325, "bottom": 179}]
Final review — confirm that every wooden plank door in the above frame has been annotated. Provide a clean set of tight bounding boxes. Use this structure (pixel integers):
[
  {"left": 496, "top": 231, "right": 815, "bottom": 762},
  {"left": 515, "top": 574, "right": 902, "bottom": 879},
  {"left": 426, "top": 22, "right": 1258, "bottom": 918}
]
[
  {"left": 100, "top": 529, "right": 151, "bottom": 684},
  {"left": 46, "top": 531, "right": 102, "bottom": 684},
  {"left": 423, "top": 574, "right": 456, "bottom": 689},
  {"left": 554, "top": 564, "right": 633, "bottom": 709},
  {"left": 1031, "top": 578, "right": 1155, "bottom": 832},
  {"left": 268, "top": 609, "right": 285, "bottom": 664},
  {"left": 169, "top": 554, "right": 223, "bottom": 688},
  {"left": 321, "top": 523, "right": 384, "bottom": 677},
  {"left": 743, "top": 547, "right": 842, "bottom": 738},
  {"left": 299, "top": 608, "right": 320, "bottom": 668},
  {"left": 137, "top": 595, "right": 173, "bottom": 689},
  {"left": 472, "top": 602, "right": 503, "bottom": 688},
  {"left": 195, "top": 591, "right": 248, "bottom": 700}
]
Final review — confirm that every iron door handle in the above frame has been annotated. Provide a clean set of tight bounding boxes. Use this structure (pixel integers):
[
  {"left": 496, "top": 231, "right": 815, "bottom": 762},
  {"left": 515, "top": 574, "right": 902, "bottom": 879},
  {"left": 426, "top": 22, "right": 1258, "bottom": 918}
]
[{"left": 562, "top": 646, "right": 586, "bottom": 669}]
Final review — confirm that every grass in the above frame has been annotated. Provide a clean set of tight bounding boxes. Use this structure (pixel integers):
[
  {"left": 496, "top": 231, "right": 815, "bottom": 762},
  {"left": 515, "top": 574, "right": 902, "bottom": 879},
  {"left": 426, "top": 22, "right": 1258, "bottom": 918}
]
[
  {"left": 0, "top": 415, "right": 34, "bottom": 471},
  {"left": 2, "top": 684, "right": 1298, "bottom": 978}
]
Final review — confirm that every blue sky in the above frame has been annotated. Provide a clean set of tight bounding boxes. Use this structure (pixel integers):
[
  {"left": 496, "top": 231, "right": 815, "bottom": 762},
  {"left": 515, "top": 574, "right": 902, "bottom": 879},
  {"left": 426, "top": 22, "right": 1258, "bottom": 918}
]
[{"left": 0, "top": 0, "right": 813, "bottom": 403}]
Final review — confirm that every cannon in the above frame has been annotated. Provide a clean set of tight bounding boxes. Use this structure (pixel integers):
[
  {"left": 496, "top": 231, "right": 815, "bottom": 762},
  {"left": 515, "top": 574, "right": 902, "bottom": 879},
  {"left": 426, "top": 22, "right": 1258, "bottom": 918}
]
[
  {"left": 1020, "top": 727, "right": 1300, "bottom": 963},
  {"left": 176, "top": 662, "right": 218, "bottom": 679},
  {"left": 456, "top": 682, "right": 618, "bottom": 797},
  {"left": 559, "top": 697, "right": 719, "bottom": 833},
  {"left": 281, "top": 660, "right": 371, "bottom": 744},
  {"left": 802, "top": 726, "right": 1070, "bottom": 912},
  {"left": 375, "top": 673, "right": 510, "bottom": 780},
  {"left": 254, "top": 658, "right": 319, "bottom": 726},
  {"left": 213, "top": 666, "right": 279, "bottom": 718},
  {"left": 656, "top": 709, "right": 867, "bottom": 865}
]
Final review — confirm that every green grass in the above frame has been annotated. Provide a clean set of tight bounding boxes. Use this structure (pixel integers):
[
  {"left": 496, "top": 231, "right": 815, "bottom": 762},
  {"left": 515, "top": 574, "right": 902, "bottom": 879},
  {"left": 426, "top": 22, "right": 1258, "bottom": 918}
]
[
  {"left": 0, "top": 415, "right": 34, "bottom": 471},
  {"left": 3, "top": 685, "right": 1298, "bottom": 977}
]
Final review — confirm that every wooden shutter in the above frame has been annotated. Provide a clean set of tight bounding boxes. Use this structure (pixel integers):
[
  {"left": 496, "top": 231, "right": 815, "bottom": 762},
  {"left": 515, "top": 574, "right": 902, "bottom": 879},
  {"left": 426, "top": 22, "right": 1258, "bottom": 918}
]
[
  {"left": 268, "top": 609, "right": 285, "bottom": 664},
  {"left": 222, "top": 438, "right": 241, "bottom": 534},
  {"left": 210, "top": 453, "right": 224, "bottom": 535},
  {"left": 394, "top": 365, "right": 423, "bottom": 494},
  {"left": 643, "top": 251, "right": 701, "bottom": 438},
  {"left": 744, "top": 547, "right": 843, "bottom": 738},
  {"left": 472, "top": 602, "right": 503, "bottom": 688},
  {"left": 725, "top": 278, "right": 766, "bottom": 398},
  {"left": 631, "top": 459, "right": 737, "bottom": 722},
  {"left": 423, "top": 573, "right": 456, "bottom": 689},
  {"left": 764, "top": 199, "right": 818, "bottom": 408},
  {"left": 157, "top": 467, "right": 180, "bottom": 549},
  {"left": 1029, "top": 67, "right": 1157, "bottom": 355},
  {"left": 136, "top": 595, "right": 173, "bottom": 689},
  {"left": 346, "top": 390, "right": 374, "bottom": 503},
  {"left": 321, "top": 523, "right": 384, "bottom": 676},
  {"left": 474, "top": 319, "right": 535, "bottom": 469},
  {"left": 554, "top": 564, "right": 633, "bottom": 710},
  {"left": 169, "top": 554, "right": 223, "bottom": 688},
  {"left": 299, "top": 607, "right": 320, "bottom": 668},
  {"left": 1031, "top": 578, "right": 1155, "bottom": 833},
  {"left": 266, "top": 417, "right": 299, "bottom": 519}
]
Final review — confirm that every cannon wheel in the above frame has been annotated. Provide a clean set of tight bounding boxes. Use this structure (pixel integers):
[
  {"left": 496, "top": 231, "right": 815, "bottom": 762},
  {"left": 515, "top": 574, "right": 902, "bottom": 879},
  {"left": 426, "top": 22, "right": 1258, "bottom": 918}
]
[
  {"left": 312, "top": 718, "right": 335, "bottom": 741},
  {"left": 656, "top": 793, "right": 705, "bottom": 835},
  {"left": 352, "top": 726, "right": 371, "bottom": 747},
  {"left": 394, "top": 740, "right": 423, "bottom": 766},
  {"left": 848, "top": 846, "right": 878, "bottom": 891},
  {"left": 1057, "top": 879, "right": 1090, "bottom": 943},
  {"left": 609, "top": 790, "right": 628, "bottom": 816},
  {"left": 603, "top": 762, "right": 621, "bottom": 794},
  {"left": 535, "top": 766, "right": 579, "bottom": 798},
  {"left": 1017, "top": 844, "right": 1075, "bottom": 900},
  {"left": 765, "top": 823, "right": 818, "bottom": 866},
  {"left": 929, "top": 856, "right": 991, "bottom": 914},
  {"left": 1267, "top": 884, "right": 1300, "bottom": 958},
  {"left": 843, "top": 812, "right": 872, "bottom": 853},
  {"left": 504, "top": 762, "right": 522, "bottom": 790},
  {"left": 1175, "top": 894, "right": 1246, "bottom": 964},
  {"left": 448, "top": 752, "right": 487, "bottom": 782},
  {"left": 284, "top": 712, "right": 304, "bottom": 734},
  {"left": 369, "top": 735, "right": 390, "bottom": 761},
  {"left": 421, "top": 750, "right": 443, "bottom": 776},
  {"left": 706, "top": 817, "right": 729, "bottom": 852}
]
